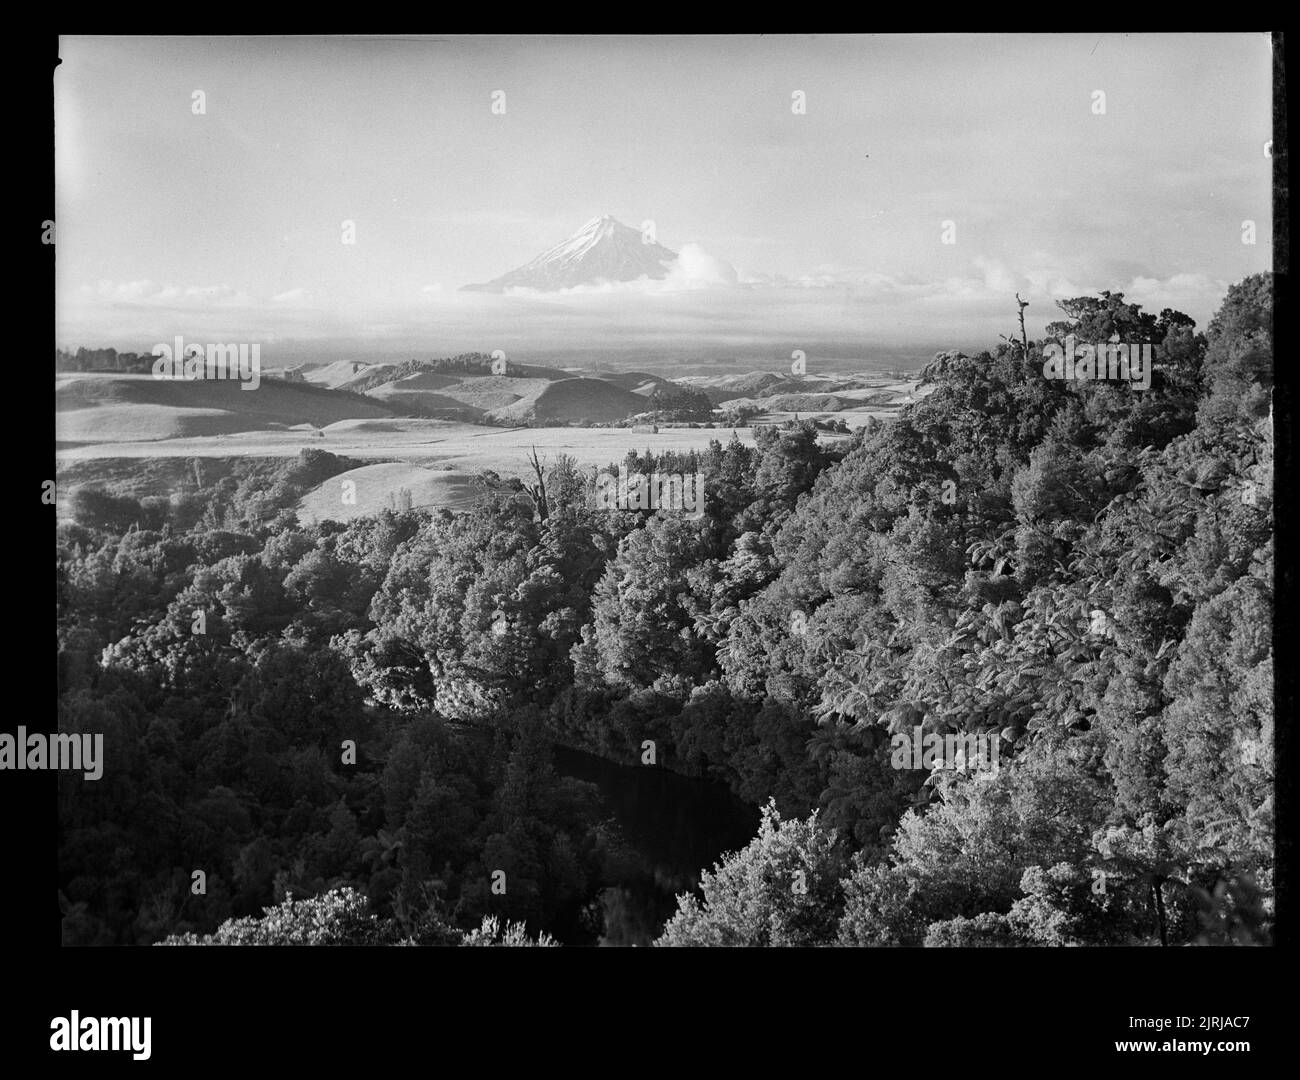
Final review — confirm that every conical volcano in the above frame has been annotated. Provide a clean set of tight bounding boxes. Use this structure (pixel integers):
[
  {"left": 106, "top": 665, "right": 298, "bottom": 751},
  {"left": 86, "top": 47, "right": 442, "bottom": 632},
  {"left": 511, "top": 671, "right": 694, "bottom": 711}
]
[{"left": 461, "top": 216, "right": 678, "bottom": 292}]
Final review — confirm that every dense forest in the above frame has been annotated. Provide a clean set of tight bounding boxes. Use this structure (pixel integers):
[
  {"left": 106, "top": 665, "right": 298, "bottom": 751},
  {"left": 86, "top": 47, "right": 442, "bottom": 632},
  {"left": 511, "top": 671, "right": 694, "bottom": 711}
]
[{"left": 56, "top": 275, "right": 1273, "bottom": 946}]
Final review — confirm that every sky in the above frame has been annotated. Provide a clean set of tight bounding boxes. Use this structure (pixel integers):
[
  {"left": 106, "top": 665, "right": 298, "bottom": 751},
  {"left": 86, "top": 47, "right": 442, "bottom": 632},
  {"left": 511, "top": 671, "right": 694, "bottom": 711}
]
[{"left": 55, "top": 34, "right": 1275, "bottom": 368}]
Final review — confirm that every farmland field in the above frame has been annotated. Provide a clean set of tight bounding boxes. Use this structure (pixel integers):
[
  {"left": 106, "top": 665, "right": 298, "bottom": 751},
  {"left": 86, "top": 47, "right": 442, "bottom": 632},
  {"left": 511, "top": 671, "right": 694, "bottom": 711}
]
[{"left": 55, "top": 371, "right": 919, "bottom": 485}]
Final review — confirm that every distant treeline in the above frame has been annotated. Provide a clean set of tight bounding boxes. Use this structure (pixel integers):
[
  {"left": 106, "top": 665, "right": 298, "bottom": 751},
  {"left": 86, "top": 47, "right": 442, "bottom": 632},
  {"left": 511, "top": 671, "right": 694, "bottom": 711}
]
[
  {"left": 55, "top": 348, "right": 503, "bottom": 384},
  {"left": 342, "top": 353, "right": 497, "bottom": 394},
  {"left": 58, "top": 347, "right": 155, "bottom": 374},
  {"left": 645, "top": 384, "right": 713, "bottom": 422}
]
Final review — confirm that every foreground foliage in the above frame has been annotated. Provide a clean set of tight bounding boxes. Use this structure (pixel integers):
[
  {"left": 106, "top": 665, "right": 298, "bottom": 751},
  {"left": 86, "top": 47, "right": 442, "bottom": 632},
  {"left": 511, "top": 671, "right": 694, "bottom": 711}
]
[{"left": 59, "top": 276, "right": 1273, "bottom": 946}]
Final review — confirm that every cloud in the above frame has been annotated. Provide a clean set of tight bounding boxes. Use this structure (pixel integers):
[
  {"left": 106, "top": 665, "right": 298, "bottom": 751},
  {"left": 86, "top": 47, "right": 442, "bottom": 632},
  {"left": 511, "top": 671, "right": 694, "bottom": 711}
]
[
  {"left": 1123, "top": 273, "right": 1227, "bottom": 323},
  {"left": 61, "top": 263, "right": 1239, "bottom": 361},
  {"left": 85, "top": 280, "right": 254, "bottom": 306},
  {"left": 665, "top": 243, "right": 739, "bottom": 287}
]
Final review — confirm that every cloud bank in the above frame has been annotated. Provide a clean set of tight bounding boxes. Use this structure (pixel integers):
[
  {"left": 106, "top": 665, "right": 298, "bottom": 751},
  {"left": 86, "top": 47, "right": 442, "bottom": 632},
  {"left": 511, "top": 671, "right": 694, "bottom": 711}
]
[{"left": 59, "top": 256, "right": 1236, "bottom": 367}]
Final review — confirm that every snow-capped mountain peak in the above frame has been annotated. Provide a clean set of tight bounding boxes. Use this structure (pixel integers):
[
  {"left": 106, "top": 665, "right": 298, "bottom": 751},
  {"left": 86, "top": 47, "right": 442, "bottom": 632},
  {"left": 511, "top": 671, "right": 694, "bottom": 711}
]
[{"left": 462, "top": 216, "right": 678, "bottom": 292}]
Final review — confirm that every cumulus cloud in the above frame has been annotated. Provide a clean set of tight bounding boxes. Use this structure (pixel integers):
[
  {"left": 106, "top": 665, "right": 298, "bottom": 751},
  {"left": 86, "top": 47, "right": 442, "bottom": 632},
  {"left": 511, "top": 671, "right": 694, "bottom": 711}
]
[
  {"left": 973, "top": 256, "right": 1019, "bottom": 294},
  {"left": 970, "top": 257, "right": 1097, "bottom": 301},
  {"left": 664, "top": 243, "right": 739, "bottom": 287},
  {"left": 1123, "top": 273, "right": 1227, "bottom": 324}
]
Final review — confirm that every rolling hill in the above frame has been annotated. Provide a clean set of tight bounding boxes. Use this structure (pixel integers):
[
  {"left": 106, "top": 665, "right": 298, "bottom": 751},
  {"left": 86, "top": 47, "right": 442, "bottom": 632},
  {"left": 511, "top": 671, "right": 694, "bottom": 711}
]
[
  {"left": 486, "top": 377, "right": 648, "bottom": 425},
  {"left": 56, "top": 373, "right": 396, "bottom": 443},
  {"left": 296, "top": 462, "right": 488, "bottom": 523},
  {"left": 589, "top": 370, "right": 675, "bottom": 396}
]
